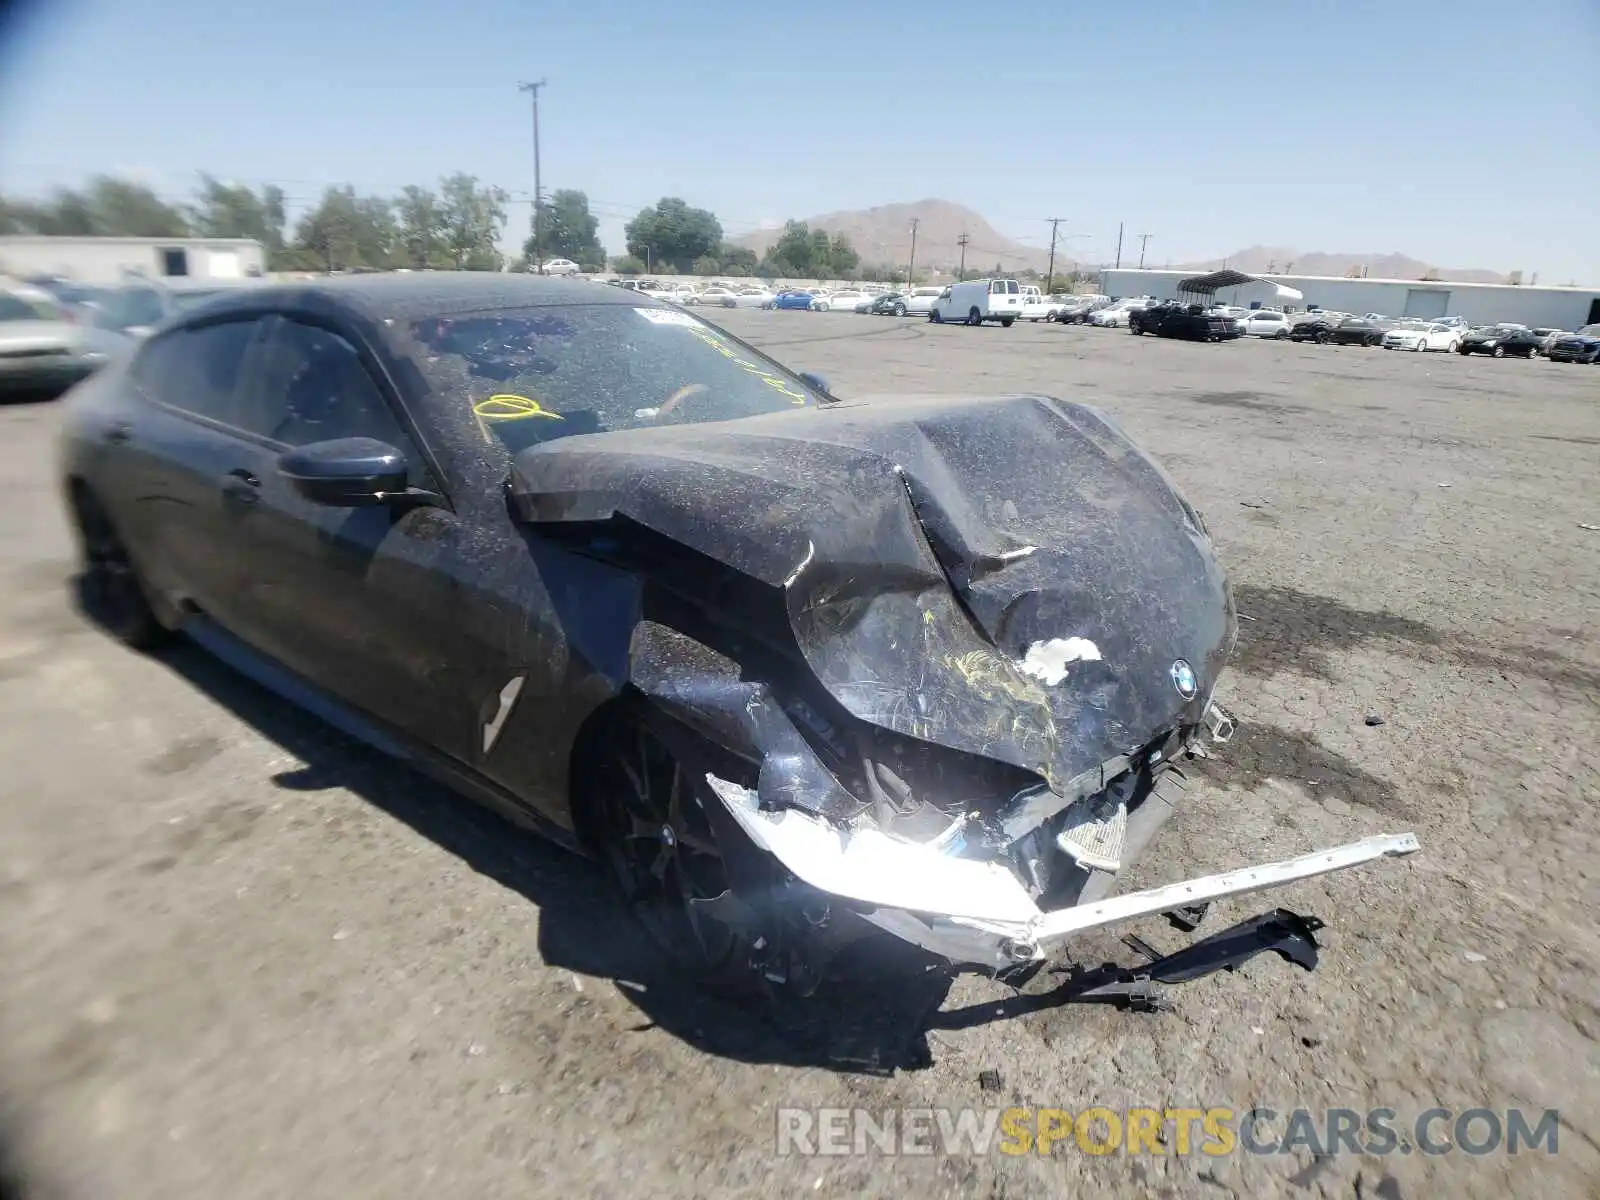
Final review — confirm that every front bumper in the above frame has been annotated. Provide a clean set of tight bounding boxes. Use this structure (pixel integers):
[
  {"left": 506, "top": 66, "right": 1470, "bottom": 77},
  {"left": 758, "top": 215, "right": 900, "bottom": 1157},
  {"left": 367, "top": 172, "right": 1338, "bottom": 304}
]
[{"left": 706, "top": 773, "right": 1420, "bottom": 973}]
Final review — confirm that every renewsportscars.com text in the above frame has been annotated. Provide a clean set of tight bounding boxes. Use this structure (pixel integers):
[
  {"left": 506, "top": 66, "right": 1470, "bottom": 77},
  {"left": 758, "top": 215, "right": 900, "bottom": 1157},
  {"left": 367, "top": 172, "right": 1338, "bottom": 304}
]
[{"left": 775, "top": 1106, "right": 1561, "bottom": 1158}]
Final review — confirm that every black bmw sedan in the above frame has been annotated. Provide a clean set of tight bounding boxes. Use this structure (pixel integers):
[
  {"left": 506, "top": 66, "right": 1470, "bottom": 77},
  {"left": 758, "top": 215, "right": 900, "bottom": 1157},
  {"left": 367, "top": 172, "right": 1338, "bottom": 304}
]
[
  {"left": 57, "top": 274, "right": 1416, "bottom": 992},
  {"left": 1457, "top": 324, "right": 1544, "bottom": 358}
]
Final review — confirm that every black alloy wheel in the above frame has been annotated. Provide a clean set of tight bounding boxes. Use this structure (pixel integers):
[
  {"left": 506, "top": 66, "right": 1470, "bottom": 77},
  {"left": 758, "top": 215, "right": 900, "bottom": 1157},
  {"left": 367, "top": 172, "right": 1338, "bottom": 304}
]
[{"left": 585, "top": 710, "right": 754, "bottom": 984}]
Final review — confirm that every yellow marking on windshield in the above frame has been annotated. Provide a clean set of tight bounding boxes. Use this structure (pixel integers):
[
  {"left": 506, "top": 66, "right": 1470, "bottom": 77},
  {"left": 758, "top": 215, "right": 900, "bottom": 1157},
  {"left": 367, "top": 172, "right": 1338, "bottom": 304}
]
[
  {"left": 683, "top": 326, "right": 811, "bottom": 405},
  {"left": 473, "top": 394, "right": 565, "bottom": 421}
]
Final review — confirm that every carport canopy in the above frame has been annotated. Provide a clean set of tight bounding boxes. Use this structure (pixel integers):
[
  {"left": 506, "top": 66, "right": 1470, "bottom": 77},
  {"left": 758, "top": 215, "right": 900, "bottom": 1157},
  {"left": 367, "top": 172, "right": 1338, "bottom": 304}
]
[{"left": 1177, "top": 269, "right": 1304, "bottom": 303}]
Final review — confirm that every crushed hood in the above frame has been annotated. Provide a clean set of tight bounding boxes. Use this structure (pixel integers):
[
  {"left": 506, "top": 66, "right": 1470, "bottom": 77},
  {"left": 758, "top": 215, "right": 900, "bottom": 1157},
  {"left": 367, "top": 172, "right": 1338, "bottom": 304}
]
[{"left": 510, "top": 394, "right": 1233, "bottom": 793}]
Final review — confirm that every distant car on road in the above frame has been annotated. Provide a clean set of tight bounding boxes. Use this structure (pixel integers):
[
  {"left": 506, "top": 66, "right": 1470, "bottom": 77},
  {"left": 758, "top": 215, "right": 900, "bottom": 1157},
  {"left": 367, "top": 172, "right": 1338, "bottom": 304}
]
[
  {"left": 730, "top": 288, "right": 774, "bottom": 309},
  {"left": 1327, "top": 315, "right": 1391, "bottom": 347},
  {"left": 1546, "top": 324, "right": 1600, "bottom": 364},
  {"left": 1457, "top": 324, "right": 1543, "bottom": 358},
  {"left": 1381, "top": 321, "right": 1461, "bottom": 353},
  {"left": 771, "top": 290, "right": 816, "bottom": 310},
  {"left": 536, "top": 258, "right": 582, "bottom": 276},
  {"left": 687, "top": 287, "right": 737, "bottom": 308},
  {"left": 1236, "top": 311, "right": 1293, "bottom": 339},
  {"left": 1128, "top": 301, "right": 1237, "bottom": 342},
  {"left": 811, "top": 290, "right": 869, "bottom": 312}
]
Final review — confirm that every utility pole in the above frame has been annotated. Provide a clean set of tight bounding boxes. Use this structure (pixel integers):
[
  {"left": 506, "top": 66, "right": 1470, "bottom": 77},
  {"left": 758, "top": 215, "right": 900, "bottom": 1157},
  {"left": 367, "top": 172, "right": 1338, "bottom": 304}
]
[
  {"left": 906, "top": 218, "right": 920, "bottom": 288},
  {"left": 518, "top": 79, "right": 547, "bottom": 272},
  {"left": 956, "top": 233, "right": 969, "bottom": 281},
  {"left": 1044, "top": 217, "right": 1066, "bottom": 294},
  {"left": 1136, "top": 233, "right": 1152, "bottom": 269},
  {"left": 1114, "top": 222, "right": 1124, "bottom": 269}
]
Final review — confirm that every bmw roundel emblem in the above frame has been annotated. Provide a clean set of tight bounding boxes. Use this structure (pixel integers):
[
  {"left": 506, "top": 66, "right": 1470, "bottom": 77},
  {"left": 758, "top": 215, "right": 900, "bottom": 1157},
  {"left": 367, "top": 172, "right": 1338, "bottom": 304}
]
[{"left": 1170, "top": 659, "right": 1198, "bottom": 700}]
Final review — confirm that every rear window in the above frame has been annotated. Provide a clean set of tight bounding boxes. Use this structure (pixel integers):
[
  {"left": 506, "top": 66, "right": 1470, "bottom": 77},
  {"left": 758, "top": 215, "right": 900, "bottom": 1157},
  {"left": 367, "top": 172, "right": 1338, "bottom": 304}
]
[
  {"left": 169, "top": 290, "right": 227, "bottom": 312},
  {"left": 406, "top": 303, "right": 825, "bottom": 458}
]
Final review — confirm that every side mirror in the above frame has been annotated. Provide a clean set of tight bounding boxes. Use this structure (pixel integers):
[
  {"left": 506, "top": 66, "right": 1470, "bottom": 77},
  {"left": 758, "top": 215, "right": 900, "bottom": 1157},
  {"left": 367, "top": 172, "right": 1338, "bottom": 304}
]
[
  {"left": 798, "top": 371, "right": 830, "bottom": 395},
  {"left": 278, "top": 437, "right": 409, "bottom": 507}
]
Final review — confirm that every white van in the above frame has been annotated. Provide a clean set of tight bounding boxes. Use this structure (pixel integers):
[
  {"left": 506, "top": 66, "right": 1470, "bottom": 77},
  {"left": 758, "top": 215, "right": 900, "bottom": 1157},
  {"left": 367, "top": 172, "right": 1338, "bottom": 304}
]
[{"left": 931, "top": 278, "right": 1024, "bottom": 326}]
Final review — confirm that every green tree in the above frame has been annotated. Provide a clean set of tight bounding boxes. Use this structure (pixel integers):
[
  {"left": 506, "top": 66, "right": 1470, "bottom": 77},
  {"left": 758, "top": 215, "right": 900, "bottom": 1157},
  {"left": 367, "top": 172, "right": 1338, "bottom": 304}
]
[
  {"left": 611, "top": 253, "right": 646, "bottom": 275},
  {"left": 187, "top": 175, "right": 288, "bottom": 264},
  {"left": 717, "top": 245, "right": 758, "bottom": 276},
  {"left": 437, "top": 173, "right": 507, "bottom": 271},
  {"left": 624, "top": 198, "right": 722, "bottom": 273},
  {"left": 394, "top": 185, "right": 446, "bottom": 269},
  {"left": 691, "top": 255, "right": 721, "bottom": 276},
  {"left": 2, "top": 177, "right": 190, "bottom": 238},
  {"left": 770, "top": 221, "right": 814, "bottom": 273},
  {"left": 82, "top": 177, "right": 191, "bottom": 237},
  {"left": 290, "top": 186, "right": 395, "bottom": 272},
  {"left": 528, "top": 189, "right": 605, "bottom": 270},
  {"left": 829, "top": 234, "right": 859, "bottom": 277}
]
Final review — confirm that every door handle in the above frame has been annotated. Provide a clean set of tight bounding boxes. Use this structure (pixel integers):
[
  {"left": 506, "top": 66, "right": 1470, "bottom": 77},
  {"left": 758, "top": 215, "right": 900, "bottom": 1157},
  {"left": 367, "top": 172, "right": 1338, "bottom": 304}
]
[{"left": 221, "top": 468, "right": 261, "bottom": 506}]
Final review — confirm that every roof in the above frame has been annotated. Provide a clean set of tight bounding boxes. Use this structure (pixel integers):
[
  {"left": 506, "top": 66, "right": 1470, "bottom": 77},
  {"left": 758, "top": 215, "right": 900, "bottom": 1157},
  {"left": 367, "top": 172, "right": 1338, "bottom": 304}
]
[
  {"left": 1106, "top": 267, "right": 1598, "bottom": 295},
  {"left": 0, "top": 235, "right": 264, "bottom": 249},
  {"left": 1177, "top": 269, "right": 1305, "bottom": 302},
  {"left": 201, "top": 272, "right": 652, "bottom": 321}
]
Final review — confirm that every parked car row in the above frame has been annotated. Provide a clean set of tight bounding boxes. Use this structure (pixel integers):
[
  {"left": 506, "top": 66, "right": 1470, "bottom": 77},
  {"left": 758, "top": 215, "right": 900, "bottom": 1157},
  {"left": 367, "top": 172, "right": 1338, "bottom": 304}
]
[{"left": 0, "top": 278, "right": 134, "bottom": 398}]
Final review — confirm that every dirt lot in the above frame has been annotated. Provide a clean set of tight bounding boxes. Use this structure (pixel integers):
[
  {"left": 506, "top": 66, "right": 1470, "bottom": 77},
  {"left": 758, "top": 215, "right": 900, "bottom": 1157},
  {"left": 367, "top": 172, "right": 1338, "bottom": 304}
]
[{"left": 1, "top": 314, "right": 1597, "bottom": 1199}]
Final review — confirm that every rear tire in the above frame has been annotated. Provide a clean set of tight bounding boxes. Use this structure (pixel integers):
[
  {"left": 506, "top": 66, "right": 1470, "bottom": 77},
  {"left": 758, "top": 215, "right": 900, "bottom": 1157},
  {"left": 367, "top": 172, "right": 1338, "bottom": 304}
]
[
  {"left": 1000, "top": 317, "right": 1014, "bottom": 327},
  {"left": 967, "top": 307, "right": 982, "bottom": 326},
  {"left": 70, "top": 485, "right": 169, "bottom": 650}
]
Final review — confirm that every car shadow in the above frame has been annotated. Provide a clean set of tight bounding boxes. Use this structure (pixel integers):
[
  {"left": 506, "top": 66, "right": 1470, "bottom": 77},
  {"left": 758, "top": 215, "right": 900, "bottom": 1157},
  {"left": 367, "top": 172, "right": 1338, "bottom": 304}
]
[{"left": 149, "top": 637, "right": 954, "bottom": 1074}]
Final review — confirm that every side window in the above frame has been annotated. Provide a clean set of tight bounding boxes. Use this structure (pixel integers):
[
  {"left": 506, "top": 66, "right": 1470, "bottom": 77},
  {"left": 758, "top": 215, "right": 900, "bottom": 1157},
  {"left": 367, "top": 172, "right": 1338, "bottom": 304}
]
[
  {"left": 131, "top": 319, "right": 261, "bottom": 427},
  {"left": 245, "top": 318, "right": 429, "bottom": 475},
  {"left": 1006, "top": 281, "right": 1020, "bottom": 295},
  {"left": 989, "top": 281, "right": 1003, "bottom": 295}
]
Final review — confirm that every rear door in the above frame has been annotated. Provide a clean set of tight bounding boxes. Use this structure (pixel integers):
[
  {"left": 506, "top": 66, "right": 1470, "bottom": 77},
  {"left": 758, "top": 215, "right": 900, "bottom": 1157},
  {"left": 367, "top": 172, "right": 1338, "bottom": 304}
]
[{"left": 116, "top": 315, "right": 273, "bottom": 620}]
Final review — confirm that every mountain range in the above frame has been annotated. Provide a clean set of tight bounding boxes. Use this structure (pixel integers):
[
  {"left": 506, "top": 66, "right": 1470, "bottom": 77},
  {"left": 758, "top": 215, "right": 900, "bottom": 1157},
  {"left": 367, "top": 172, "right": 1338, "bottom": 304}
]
[{"left": 733, "top": 200, "right": 1512, "bottom": 284}]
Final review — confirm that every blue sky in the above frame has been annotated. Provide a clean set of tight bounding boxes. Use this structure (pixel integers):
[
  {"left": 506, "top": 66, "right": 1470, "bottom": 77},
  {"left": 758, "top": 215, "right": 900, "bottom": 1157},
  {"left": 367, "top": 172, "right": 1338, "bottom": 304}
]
[{"left": 3, "top": 0, "right": 1597, "bottom": 282}]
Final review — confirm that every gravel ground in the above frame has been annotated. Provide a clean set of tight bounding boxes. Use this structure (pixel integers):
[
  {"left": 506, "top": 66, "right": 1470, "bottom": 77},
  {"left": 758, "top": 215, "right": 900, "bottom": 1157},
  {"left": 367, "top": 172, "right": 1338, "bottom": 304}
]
[{"left": 1, "top": 314, "right": 1597, "bottom": 1199}]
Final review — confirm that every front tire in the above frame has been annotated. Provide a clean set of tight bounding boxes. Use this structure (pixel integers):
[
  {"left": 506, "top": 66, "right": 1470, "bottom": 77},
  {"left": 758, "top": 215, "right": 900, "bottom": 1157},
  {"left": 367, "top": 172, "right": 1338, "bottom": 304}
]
[
  {"left": 70, "top": 485, "right": 168, "bottom": 650},
  {"left": 967, "top": 307, "right": 982, "bottom": 326},
  {"left": 893, "top": 303, "right": 907, "bottom": 317},
  {"left": 578, "top": 704, "right": 759, "bottom": 990},
  {"left": 1492, "top": 345, "right": 1506, "bottom": 358},
  {"left": 1000, "top": 317, "right": 1014, "bottom": 327}
]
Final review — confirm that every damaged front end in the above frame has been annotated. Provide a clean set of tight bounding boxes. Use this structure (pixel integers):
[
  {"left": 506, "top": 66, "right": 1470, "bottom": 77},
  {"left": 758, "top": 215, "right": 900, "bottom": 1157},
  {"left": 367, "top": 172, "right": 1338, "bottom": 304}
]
[{"left": 512, "top": 393, "right": 1421, "bottom": 986}]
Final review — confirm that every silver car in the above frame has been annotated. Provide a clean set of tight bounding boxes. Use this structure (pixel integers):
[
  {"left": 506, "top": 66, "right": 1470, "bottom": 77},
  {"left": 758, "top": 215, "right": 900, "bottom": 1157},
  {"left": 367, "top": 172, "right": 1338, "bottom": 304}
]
[
  {"left": 92, "top": 278, "right": 265, "bottom": 338},
  {"left": 0, "top": 284, "right": 130, "bottom": 397}
]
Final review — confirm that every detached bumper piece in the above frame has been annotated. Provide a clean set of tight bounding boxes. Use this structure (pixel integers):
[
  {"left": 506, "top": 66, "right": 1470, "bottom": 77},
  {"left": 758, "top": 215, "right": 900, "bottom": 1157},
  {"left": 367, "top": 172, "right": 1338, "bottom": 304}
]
[{"left": 706, "top": 773, "right": 1419, "bottom": 974}]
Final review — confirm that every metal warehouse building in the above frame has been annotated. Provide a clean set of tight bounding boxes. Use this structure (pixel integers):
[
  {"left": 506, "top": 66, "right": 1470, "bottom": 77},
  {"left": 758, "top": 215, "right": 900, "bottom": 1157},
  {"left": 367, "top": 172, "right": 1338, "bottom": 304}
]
[
  {"left": 0, "top": 236, "right": 266, "bottom": 285},
  {"left": 1098, "top": 268, "right": 1600, "bottom": 330}
]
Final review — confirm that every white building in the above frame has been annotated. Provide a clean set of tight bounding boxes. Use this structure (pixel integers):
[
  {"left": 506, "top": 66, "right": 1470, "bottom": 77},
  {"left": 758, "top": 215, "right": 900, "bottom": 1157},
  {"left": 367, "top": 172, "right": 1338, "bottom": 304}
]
[
  {"left": 0, "top": 236, "right": 266, "bottom": 285},
  {"left": 1098, "top": 268, "right": 1600, "bottom": 330}
]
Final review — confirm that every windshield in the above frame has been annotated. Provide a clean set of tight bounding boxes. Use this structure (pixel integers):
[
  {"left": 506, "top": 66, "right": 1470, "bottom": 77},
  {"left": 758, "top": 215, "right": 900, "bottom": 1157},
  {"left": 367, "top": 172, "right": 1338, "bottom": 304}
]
[
  {"left": 408, "top": 303, "right": 826, "bottom": 457},
  {"left": 95, "top": 287, "right": 167, "bottom": 331}
]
